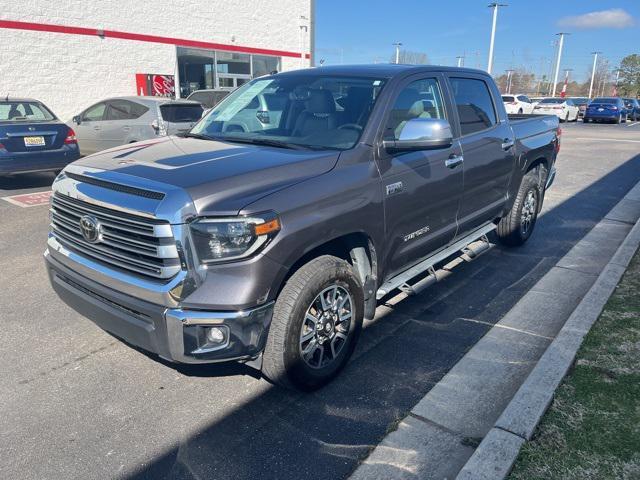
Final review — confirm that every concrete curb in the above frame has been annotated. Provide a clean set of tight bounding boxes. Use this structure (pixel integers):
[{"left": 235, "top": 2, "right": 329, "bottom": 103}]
[{"left": 456, "top": 187, "right": 640, "bottom": 479}]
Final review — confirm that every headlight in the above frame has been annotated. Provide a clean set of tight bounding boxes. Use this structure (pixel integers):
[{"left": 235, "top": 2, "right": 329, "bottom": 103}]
[{"left": 189, "top": 214, "right": 281, "bottom": 264}]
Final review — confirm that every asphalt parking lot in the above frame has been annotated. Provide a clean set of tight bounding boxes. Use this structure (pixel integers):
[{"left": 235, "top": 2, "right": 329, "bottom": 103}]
[{"left": 1, "top": 120, "right": 640, "bottom": 480}]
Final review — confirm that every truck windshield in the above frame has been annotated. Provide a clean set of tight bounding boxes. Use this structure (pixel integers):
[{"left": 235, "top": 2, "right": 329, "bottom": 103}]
[{"left": 190, "top": 75, "right": 387, "bottom": 150}]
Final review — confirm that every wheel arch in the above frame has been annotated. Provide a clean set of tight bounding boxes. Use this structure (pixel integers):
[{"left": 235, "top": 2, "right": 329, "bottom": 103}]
[{"left": 273, "top": 232, "right": 379, "bottom": 319}]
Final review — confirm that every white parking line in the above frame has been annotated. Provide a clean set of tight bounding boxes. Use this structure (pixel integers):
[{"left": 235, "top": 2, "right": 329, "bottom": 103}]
[
  {"left": 574, "top": 137, "right": 640, "bottom": 143},
  {"left": 627, "top": 122, "right": 639, "bottom": 127}
]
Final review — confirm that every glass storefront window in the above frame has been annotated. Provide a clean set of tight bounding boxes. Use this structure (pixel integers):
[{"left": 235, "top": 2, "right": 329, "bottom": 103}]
[
  {"left": 252, "top": 55, "right": 280, "bottom": 77},
  {"left": 216, "top": 52, "right": 250, "bottom": 75},
  {"left": 176, "top": 47, "right": 280, "bottom": 97}
]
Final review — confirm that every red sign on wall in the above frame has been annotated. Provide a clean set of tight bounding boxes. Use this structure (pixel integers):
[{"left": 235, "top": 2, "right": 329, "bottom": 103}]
[{"left": 135, "top": 74, "right": 175, "bottom": 97}]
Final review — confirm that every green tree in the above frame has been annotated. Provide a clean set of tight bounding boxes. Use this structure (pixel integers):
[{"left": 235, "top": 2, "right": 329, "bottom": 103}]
[{"left": 618, "top": 54, "right": 640, "bottom": 97}]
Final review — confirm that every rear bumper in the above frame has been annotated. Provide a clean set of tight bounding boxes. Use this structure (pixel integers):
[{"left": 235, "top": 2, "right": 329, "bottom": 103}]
[
  {"left": 0, "top": 146, "right": 80, "bottom": 174},
  {"left": 584, "top": 112, "right": 619, "bottom": 120},
  {"left": 45, "top": 249, "right": 274, "bottom": 364}
]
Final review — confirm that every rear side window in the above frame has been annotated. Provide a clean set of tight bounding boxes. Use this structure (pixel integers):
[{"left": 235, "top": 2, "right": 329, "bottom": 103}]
[
  {"left": 160, "top": 104, "right": 204, "bottom": 123},
  {"left": 384, "top": 78, "right": 446, "bottom": 140},
  {"left": 449, "top": 77, "right": 497, "bottom": 136},
  {"left": 502, "top": 96, "right": 515, "bottom": 102},
  {"left": 106, "top": 100, "right": 149, "bottom": 120}
]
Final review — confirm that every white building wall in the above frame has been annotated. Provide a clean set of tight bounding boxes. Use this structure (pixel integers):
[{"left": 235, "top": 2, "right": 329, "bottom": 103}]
[{"left": 0, "top": 0, "right": 311, "bottom": 120}]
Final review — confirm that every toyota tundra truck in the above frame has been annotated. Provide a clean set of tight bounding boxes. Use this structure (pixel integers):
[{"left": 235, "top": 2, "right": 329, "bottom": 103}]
[{"left": 45, "top": 65, "right": 560, "bottom": 390}]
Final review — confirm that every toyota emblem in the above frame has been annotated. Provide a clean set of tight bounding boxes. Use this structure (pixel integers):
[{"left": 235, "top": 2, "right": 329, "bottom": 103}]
[{"left": 79, "top": 215, "right": 101, "bottom": 243}]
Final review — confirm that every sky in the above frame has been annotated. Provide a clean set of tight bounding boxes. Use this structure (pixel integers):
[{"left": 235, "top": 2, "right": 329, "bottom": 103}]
[{"left": 315, "top": 0, "right": 640, "bottom": 82}]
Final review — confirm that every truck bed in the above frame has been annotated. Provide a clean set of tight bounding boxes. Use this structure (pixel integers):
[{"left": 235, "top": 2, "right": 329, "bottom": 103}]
[{"left": 508, "top": 113, "right": 559, "bottom": 141}]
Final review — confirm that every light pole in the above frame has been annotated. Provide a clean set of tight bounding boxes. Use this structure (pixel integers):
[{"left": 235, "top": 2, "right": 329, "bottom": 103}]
[
  {"left": 588, "top": 51, "right": 601, "bottom": 99},
  {"left": 613, "top": 68, "right": 621, "bottom": 96},
  {"left": 487, "top": 3, "right": 508, "bottom": 74},
  {"left": 551, "top": 32, "right": 569, "bottom": 97},
  {"left": 456, "top": 55, "right": 465, "bottom": 67},
  {"left": 393, "top": 42, "right": 403, "bottom": 64}
]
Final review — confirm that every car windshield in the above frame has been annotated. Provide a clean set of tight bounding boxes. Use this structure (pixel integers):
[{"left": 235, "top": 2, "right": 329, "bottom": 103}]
[
  {"left": 593, "top": 98, "right": 617, "bottom": 104},
  {"left": 190, "top": 74, "right": 387, "bottom": 150},
  {"left": 0, "top": 101, "right": 56, "bottom": 122},
  {"left": 539, "top": 98, "right": 564, "bottom": 104}
]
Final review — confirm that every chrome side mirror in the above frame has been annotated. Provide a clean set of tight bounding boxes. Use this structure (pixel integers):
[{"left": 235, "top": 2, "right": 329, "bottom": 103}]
[{"left": 383, "top": 118, "right": 453, "bottom": 152}]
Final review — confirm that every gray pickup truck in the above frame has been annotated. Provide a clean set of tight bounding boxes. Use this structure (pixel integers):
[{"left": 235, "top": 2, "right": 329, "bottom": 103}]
[{"left": 46, "top": 65, "right": 560, "bottom": 390}]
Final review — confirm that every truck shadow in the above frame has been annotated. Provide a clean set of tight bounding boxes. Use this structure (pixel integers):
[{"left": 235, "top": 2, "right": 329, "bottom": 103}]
[
  {"left": 0, "top": 171, "right": 56, "bottom": 191},
  {"left": 124, "top": 153, "right": 640, "bottom": 480}
]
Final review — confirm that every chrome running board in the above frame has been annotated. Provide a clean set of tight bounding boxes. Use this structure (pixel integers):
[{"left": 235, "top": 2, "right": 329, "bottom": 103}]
[{"left": 376, "top": 222, "right": 496, "bottom": 299}]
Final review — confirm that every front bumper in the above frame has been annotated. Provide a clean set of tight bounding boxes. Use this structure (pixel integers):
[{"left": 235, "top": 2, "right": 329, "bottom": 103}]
[{"left": 45, "top": 250, "right": 274, "bottom": 364}]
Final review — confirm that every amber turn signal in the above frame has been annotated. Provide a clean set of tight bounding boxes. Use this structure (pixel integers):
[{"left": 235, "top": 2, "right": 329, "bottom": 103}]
[{"left": 254, "top": 218, "right": 281, "bottom": 236}]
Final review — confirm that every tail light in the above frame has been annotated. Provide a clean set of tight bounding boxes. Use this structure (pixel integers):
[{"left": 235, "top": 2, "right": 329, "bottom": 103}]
[{"left": 64, "top": 128, "right": 77, "bottom": 144}]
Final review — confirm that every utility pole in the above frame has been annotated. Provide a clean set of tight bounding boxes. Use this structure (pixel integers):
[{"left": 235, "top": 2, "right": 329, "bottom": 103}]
[
  {"left": 560, "top": 68, "right": 572, "bottom": 97},
  {"left": 505, "top": 69, "right": 514, "bottom": 93},
  {"left": 487, "top": 3, "right": 507, "bottom": 74},
  {"left": 393, "top": 42, "right": 402, "bottom": 64},
  {"left": 588, "top": 51, "right": 601, "bottom": 99},
  {"left": 613, "top": 68, "right": 621, "bottom": 96},
  {"left": 551, "top": 32, "right": 569, "bottom": 97}
]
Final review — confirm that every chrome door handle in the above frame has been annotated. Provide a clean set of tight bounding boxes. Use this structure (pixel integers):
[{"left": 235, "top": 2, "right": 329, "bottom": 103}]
[
  {"left": 445, "top": 155, "right": 464, "bottom": 169},
  {"left": 502, "top": 139, "right": 515, "bottom": 150}
]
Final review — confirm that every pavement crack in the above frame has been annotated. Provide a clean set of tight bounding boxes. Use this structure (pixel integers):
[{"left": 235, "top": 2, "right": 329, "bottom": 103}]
[
  {"left": 16, "top": 341, "right": 119, "bottom": 385},
  {"left": 407, "top": 411, "right": 461, "bottom": 437}
]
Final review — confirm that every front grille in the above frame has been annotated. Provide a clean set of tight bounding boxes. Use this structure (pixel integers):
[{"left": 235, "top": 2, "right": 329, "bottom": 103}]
[{"left": 50, "top": 192, "right": 181, "bottom": 279}]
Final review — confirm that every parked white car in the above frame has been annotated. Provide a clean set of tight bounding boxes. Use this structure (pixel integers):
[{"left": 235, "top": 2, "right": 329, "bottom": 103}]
[
  {"left": 501, "top": 94, "right": 535, "bottom": 114},
  {"left": 532, "top": 97, "right": 579, "bottom": 122},
  {"left": 71, "top": 97, "right": 204, "bottom": 155}
]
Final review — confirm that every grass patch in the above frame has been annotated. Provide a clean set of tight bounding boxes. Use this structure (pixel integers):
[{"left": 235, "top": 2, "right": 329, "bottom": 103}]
[{"left": 509, "top": 251, "right": 640, "bottom": 480}]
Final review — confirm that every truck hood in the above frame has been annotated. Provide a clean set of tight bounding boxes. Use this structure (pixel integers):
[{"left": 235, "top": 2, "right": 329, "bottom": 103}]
[{"left": 72, "top": 136, "right": 340, "bottom": 215}]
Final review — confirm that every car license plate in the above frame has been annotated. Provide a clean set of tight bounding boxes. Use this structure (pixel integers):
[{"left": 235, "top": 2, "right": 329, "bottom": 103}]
[{"left": 24, "top": 136, "right": 45, "bottom": 147}]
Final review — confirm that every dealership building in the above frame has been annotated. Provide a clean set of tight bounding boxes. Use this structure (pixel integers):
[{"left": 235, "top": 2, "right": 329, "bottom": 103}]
[{"left": 0, "top": 1, "right": 314, "bottom": 120}]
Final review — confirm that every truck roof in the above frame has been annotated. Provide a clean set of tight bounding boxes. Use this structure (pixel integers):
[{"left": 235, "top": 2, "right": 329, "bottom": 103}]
[{"left": 277, "top": 64, "right": 491, "bottom": 79}]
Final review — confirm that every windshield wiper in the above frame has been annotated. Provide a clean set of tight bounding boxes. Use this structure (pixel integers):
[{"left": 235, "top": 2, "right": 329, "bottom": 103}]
[
  {"left": 217, "top": 136, "right": 309, "bottom": 150},
  {"left": 183, "top": 132, "right": 216, "bottom": 141}
]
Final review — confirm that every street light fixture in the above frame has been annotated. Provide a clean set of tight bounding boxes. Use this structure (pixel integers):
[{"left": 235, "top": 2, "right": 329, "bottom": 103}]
[
  {"left": 551, "top": 32, "right": 570, "bottom": 97},
  {"left": 487, "top": 3, "right": 508, "bottom": 74},
  {"left": 588, "top": 51, "right": 602, "bottom": 99},
  {"left": 393, "top": 42, "right": 403, "bottom": 64}
]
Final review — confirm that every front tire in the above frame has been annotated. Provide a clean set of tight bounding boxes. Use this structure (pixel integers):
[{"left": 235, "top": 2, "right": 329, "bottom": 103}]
[
  {"left": 262, "top": 255, "right": 364, "bottom": 391},
  {"left": 496, "top": 171, "right": 541, "bottom": 247}
]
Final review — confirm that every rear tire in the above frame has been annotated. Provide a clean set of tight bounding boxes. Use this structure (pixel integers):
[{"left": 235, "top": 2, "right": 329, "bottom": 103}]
[
  {"left": 262, "top": 255, "right": 364, "bottom": 391},
  {"left": 496, "top": 171, "right": 540, "bottom": 247}
]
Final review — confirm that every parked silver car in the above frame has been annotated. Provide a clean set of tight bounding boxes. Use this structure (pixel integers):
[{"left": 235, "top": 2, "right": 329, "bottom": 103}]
[{"left": 70, "top": 96, "right": 204, "bottom": 155}]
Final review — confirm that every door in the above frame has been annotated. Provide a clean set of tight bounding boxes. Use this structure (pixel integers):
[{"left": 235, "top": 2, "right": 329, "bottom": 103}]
[
  {"left": 102, "top": 100, "right": 150, "bottom": 148},
  {"left": 377, "top": 75, "right": 464, "bottom": 276},
  {"left": 75, "top": 102, "right": 107, "bottom": 155},
  {"left": 446, "top": 75, "right": 515, "bottom": 237}
]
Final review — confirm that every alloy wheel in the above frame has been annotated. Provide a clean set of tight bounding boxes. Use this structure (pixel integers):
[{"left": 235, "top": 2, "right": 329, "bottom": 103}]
[
  {"left": 299, "top": 285, "right": 353, "bottom": 369},
  {"left": 520, "top": 189, "right": 537, "bottom": 236}
]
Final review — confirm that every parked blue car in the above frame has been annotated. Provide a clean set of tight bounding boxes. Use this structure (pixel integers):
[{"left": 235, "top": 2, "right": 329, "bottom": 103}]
[
  {"left": 583, "top": 97, "right": 628, "bottom": 124},
  {"left": 0, "top": 98, "right": 80, "bottom": 175},
  {"left": 623, "top": 98, "right": 640, "bottom": 121}
]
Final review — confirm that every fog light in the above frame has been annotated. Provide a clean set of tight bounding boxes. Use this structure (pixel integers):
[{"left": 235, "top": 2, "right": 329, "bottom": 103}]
[{"left": 206, "top": 326, "right": 226, "bottom": 344}]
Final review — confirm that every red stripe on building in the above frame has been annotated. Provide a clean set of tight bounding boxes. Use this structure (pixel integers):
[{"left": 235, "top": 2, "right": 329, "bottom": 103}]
[{"left": 0, "top": 19, "right": 310, "bottom": 58}]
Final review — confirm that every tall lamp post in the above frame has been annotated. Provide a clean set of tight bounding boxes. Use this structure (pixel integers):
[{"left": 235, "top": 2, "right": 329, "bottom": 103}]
[
  {"left": 588, "top": 51, "right": 601, "bottom": 99},
  {"left": 505, "top": 69, "right": 514, "bottom": 93},
  {"left": 551, "top": 32, "right": 569, "bottom": 97},
  {"left": 487, "top": 3, "right": 508, "bottom": 74},
  {"left": 393, "top": 42, "right": 403, "bottom": 64}
]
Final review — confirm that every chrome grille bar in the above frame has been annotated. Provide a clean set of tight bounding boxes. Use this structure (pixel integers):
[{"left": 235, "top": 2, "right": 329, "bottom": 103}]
[{"left": 50, "top": 192, "right": 181, "bottom": 279}]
